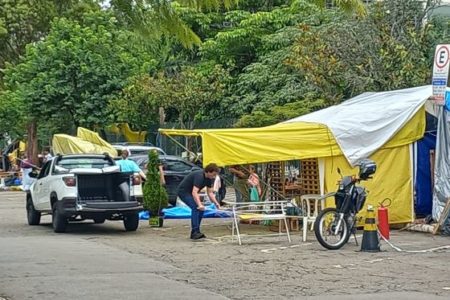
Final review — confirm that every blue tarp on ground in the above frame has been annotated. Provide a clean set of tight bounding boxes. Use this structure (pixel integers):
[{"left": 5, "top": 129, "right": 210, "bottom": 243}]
[
  {"left": 415, "top": 131, "right": 436, "bottom": 217},
  {"left": 139, "top": 204, "right": 231, "bottom": 220}
]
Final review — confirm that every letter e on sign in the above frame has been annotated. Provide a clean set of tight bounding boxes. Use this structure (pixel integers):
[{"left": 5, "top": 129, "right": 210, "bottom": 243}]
[
  {"left": 432, "top": 44, "right": 450, "bottom": 105},
  {"left": 437, "top": 46, "right": 450, "bottom": 69}
]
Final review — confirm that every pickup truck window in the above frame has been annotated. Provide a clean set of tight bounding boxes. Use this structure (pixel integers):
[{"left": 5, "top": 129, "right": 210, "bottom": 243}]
[
  {"left": 38, "top": 161, "right": 51, "bottom": 179},
  {"left": 55, "top": 157, "right": 114, "bottom": 172}
]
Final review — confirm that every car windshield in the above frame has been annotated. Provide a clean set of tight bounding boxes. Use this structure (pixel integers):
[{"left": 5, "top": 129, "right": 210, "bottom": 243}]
[
  {"left": 56, "top": 157, "right": 114, "bottom": 171},
  {"left": 131, "top": 149, "right": 164, "bottom": 155},
  {"left": 128, "top": 156, "right": 196, "bottom": 172}
]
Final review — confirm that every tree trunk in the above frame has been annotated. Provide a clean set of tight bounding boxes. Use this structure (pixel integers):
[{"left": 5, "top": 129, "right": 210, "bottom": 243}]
[
  {"left": 27, "top": 120, "right": 39, "bottom": 166},
  {"left": 159, "top": 107, "right": 165, "bottom": 126}
]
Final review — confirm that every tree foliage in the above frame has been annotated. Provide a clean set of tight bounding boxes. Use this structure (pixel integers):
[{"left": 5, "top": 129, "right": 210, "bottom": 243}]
[
  {"left": 110, "top": 0, "right": 238, "bottom": 48},
  {"left": 235, "top": 98, "right": 325, "bottom": 127},
  {"left": 143, "top": 150, "right": 168, "bottom": 216},
  {"left": 4, "top": 11, "right": 153, "bottom": 130},
  {"left": 287, "top": 0, "right": 444, "bottom": 103},
  {"left": 0, "top": 0, "right": 55, "bottom": 68},
  {"left": 311, "top": 0, "right": 366, "bottom": 16},
  {"left": 167, "top": 65, "right": 230, "bottom": 128},
  {"left": 0, "top": 0, "right": 99, "bottom": 77},
  {"left": 0, "top": 89, "right": 25, "bottom": 138},
  {"left": 205, "top": 1, "right": 332, "bottom": 122},
  {"left": 109, "top": 74, "right": 163, "bottom": 132}
]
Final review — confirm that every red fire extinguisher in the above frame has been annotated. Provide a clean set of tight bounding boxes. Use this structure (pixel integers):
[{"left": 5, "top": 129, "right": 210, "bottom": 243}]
[{"left": 378, "top": 198, "right": 391, "bottom": 240}]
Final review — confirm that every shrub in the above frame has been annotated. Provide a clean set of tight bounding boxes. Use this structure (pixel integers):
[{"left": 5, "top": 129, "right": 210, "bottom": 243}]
[{"left": 143, "top": 150, "right": 168, "bottom": 216}]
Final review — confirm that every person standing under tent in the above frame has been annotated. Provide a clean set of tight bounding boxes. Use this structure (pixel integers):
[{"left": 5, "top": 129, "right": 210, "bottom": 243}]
[
  {"left": 212, "top": 168, "right": 223, "bottom": 203},
  {"left": 248, "top": 165, "right": 262, "bottom": 202},
  {"left": 229, "top": 165, "right": 250, "bottom": 202}
]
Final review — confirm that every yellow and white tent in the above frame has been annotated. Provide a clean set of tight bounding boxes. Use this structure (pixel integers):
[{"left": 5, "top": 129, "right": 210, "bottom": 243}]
[{"left": 161, "top": 86, "right": 437, "bottom": 224}]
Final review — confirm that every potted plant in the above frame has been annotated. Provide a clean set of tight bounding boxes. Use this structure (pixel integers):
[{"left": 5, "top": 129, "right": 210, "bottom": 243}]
[{"left": 143, "top": 150, "right": 168, "bottom": 227}]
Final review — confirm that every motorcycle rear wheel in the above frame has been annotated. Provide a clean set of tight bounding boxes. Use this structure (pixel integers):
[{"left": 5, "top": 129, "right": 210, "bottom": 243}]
[{"left": 314, "top": 207, "right": 351, "bottom": 250}]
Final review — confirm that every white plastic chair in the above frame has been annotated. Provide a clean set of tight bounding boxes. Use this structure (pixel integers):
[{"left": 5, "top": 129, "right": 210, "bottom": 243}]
[
  {"left": 301, "top": 193, "right": 334, "bottom": 242},
  {"left": 228, "top": 200, "right": 292, "bottom": 245}
]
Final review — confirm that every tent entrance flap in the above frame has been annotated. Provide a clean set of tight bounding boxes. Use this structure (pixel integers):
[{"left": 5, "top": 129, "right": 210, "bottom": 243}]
[{"left": 324, "top": 145, "right": 413, "bottom": 224}]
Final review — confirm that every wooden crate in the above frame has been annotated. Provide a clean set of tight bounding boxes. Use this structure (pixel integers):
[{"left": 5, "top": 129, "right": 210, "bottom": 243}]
[
  {"left": 300, "top": 159, "right": 320, "bottom": 194},
  {"left": 267, "top": 161, "right": 286, "bottom": 201}
]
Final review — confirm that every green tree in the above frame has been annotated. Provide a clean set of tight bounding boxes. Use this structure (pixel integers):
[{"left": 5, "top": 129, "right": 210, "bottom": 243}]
[
  {"left": 0, "top": 89, "right": 25, "bottom": 139},
  {"left": 110, "top": 0, "right": 237, "bottom": 48},
  {"left": 165, "top": 65, "right": 230, "bottom": 128},
  {"left": 101, "top": 0, "right": 373, "bottom": 130},
  {"left": 109, "top": 74, "right": 163, "bottom": 133},
  {"left": 0, "top": 0, "right": 100, "bottom": 162},
  {"left": 0, "top": 0, "right": 99, "bottom": 79},
  {"left": 143, "top": 150, "right": 168, "bottom": 217},
  {"left": 287, "top": 0, "right": 442, "bottom": 103},
  {"left": 231, "top": 0, "right": 447, "bottom": 126},
  {"left": 4, "top": 11, "right": 153, "bottom": 131},
  {"left": 200, "top": 1, "right": 332, "bottom": 120},
  {"left": 311, "top": 0, "right": 366, "bottom": 16},
  {"left": 235, "top": 97, "right": 325, "bottom": 127}
]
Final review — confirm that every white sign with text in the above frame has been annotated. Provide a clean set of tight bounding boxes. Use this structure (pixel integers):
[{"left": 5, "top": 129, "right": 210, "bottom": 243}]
[{"left": 432, "top": 44, "right": 450, "bottom": 105}]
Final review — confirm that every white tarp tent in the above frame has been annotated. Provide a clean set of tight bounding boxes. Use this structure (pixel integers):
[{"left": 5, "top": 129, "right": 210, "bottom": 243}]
[{"left": 285, "top": 85, "right": 433, "bottom": 166}]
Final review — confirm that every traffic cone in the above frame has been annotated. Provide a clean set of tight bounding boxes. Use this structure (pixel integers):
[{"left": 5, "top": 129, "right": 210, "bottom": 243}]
[{"left": 361, "top": 205, "right": 380, "bottom": 252}]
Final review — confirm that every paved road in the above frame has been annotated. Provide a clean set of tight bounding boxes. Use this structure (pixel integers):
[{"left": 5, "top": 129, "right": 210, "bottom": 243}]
[
  {"left": 1, "top": 191, "right": 450, "bottom": 300},
  {"left": 0, "top": 192, "right": 227, "bottom": 300}
]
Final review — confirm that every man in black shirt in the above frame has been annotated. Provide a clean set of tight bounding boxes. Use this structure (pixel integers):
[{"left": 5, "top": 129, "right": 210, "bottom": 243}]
[{"left": 178, "top": 163, "right": 222, "bottom": 239}]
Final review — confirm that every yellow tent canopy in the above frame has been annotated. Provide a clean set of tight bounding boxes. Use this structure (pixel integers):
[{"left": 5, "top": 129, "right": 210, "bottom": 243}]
[
  {"left": 160, "top": 107, "right": 424, "bottom": 167},
  {"left": 52, "top": 128, "right": 117, "bottom": 157},
  {"left": 160, "top": 86, "right": 430, "bottom": 167}
]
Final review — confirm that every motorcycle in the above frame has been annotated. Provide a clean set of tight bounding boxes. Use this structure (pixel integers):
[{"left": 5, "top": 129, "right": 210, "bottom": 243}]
[{"left": 313, "top": 159, "right": 377, "bottom": 250}]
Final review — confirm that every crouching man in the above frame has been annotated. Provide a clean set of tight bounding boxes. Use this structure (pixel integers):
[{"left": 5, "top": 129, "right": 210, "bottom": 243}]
[{"left": 177, "top": 163, "right": 222, "bottom": 240}]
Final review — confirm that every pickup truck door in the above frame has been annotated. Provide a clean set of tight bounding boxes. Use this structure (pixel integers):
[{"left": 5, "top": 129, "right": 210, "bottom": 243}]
[{"left": 33, "top": 161, "right": 52, "bottom": 210}]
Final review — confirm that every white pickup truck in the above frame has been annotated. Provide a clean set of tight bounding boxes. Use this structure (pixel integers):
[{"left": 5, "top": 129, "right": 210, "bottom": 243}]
[{"left": 26, "top": 154, "right": 143, "bottom": 233}]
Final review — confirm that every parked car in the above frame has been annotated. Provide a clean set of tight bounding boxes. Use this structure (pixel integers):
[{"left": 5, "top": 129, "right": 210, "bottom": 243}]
[
  {"left": 111, "top": 143, "right": 166, "bottom": 156},
  {"left": 130, "top": 155, "right": 227, "bottom": 206},
  {"left": 26, "top": 154, "right": 143, "bottom": 233},
  {"left": 129, "top": 155, "right": 201, "bottom": 206}
]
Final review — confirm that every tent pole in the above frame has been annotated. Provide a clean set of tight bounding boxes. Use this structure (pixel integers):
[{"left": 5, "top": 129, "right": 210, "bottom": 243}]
[
  {"left": 163, "top": 134, "right": 199, "bottom": 161},
  {"left": 410, "top": 143, "right": 415, "bottom": 222},
  {"left": 319, "top": 158, "right": 325, "bottom": 195}
]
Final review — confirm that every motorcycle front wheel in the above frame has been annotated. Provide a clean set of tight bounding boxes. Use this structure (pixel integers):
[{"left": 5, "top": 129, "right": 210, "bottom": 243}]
[{"left": 314, "top": 207, "right": 351, "bottom": 250}]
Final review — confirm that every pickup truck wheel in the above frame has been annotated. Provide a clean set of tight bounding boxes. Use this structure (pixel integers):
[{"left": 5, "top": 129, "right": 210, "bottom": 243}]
[
  {"left": 52, "top": 202, "right": 68, "bottom": 233},
  {"left": 93, "top": 216, "right": 106, "bottom": 224},
  {"left": 26, "top": 197, "right": 41, "bottom": 225},
  {"left": 123, "top": 213, "right": 139, "bottom": 231}
]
